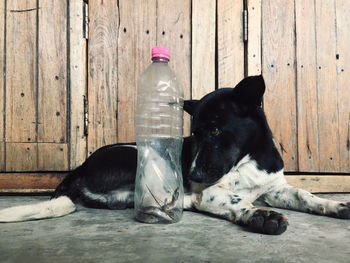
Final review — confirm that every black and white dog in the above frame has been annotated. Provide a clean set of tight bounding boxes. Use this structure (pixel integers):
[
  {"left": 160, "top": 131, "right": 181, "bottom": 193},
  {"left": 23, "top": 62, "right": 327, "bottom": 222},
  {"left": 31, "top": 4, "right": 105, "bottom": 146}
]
[{"left": 1, "top": 75, "right": 349, "bottom": 234}]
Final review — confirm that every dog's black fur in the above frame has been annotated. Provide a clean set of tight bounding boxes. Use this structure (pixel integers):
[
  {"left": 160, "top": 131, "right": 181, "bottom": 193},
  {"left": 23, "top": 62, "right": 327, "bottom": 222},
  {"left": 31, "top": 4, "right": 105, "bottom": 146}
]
[{"left": 1, "top": 75, "right": 349, "bottom": 233}]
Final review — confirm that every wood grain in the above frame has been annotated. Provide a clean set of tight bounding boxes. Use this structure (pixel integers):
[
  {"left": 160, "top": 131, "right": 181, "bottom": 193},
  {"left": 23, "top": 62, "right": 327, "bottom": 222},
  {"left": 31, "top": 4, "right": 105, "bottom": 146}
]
[
  {"left": 1, "top": 173, "right": 348, "bottom": 194},
  {"left": 0, "top": 173, "right": 66, "bottom": 192},
  {"left": 335, "top": 0, "right": 350, "bottom": 172},
  {"left": 285, "top": 175, "right": 350, "bottom": 193},
  {"left": 261, "top": 0, "right": 297, "bottom": 171},
  {"left": 0, "top": 0, "right": 4, "bottom": 171},
  {"left": 117, "top": 0, "right": 156, "bottom": 142},
  {"left": 6, "top": 143, "right": 38, "bottom": 172},
  {"left": 157, "top": 0, "right": 191, "bottom": 136},
  {"left": 38, "top": 0, "right": 67, "bottom": 143},
  {"left": 192, "top": 0, "right": 216, "bottom": 99},
  {"left": 6, "top": 0, "right": 37, "bottom": 142},
  {"left": 295, "top": 0, "right": 319, "bottom": 172},
  {"left": 88, "top": 0, "right": 119, "bottom": 154},
  {"left": 38, "top": 143, "right": 68, "bottom": 171},
  {"left": 69, "top": 0, "right": 87, "bottom": 169},
  {"left": 217, "top": 0, "right": 244, "bottom": 88},
  {"left": 315, "top": 1, "right": 340, "bottom": 172},
  {"left": 247, "top": 0, "right": 261, "bottom": 76},
  {"left": 0, "top": 142, "right": 4, "bottom": 171}
]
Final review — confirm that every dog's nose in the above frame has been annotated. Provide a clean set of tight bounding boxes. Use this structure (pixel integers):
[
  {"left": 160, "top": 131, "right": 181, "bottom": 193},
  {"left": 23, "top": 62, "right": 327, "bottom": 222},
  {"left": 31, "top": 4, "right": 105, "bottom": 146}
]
[{"left": 189, "top": 170, "right": 204, "bottom": 183}]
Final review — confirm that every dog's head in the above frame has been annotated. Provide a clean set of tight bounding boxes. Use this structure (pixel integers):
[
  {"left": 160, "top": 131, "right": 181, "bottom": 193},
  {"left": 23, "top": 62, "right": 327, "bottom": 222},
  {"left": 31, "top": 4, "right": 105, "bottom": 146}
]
[{"left": 184, "top": 75, "right": 267, "bottom": 185}]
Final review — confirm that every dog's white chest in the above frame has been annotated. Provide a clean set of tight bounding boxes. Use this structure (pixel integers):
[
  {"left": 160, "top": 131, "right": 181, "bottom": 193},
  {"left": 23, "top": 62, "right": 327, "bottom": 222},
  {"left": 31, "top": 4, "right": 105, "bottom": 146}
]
[{"left": 216, "top": 155, "right": 286, "bottom": 196}]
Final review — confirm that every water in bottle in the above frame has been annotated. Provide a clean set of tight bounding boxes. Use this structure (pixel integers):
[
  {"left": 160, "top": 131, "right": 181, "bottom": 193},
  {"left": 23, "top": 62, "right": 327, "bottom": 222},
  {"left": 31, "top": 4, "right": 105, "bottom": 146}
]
[{"left": 134, "top": 46, "right": 184, "bottom": 223}]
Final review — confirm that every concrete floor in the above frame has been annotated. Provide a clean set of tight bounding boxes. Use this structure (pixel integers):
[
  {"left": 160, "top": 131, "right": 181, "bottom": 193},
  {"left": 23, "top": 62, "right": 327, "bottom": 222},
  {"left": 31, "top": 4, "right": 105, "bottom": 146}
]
[{"left": 0, "top": 194, "right": 349, "bottom": 263}]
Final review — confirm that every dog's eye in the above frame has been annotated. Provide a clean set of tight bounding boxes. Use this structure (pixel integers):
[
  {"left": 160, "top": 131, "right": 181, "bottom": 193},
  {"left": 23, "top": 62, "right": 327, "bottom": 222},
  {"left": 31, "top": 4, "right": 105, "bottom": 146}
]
[{"left": 211, "top": 127, "right": 221, "bottom": 136}]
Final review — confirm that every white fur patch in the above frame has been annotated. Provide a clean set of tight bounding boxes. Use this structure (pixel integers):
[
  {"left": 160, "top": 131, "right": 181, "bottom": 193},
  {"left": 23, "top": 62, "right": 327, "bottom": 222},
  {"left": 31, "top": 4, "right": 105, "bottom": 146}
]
[
  {"left": 0, "top": 196, "right": 76, "bottom": 223},
  {"left": 82, "top": 188, "right": 134, "bottom": 204},
  {"left": 215, "top": 155, "right": 286, "bottom": 202},
  {"left": 82, "top": 188, "right": 108, "bottom": 203},
  {"left": 111, "top": 144, "right": 137, "bottom": 149},
  {"left": 189, "top": 152, "right": 199, "bottom": 174}
]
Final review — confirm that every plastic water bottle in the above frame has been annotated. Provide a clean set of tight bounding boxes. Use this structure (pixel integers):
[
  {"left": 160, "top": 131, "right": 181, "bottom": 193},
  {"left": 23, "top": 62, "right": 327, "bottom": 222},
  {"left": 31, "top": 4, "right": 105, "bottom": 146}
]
[{"left": 134, "top": 46, "right": 184, "bottom": 223}]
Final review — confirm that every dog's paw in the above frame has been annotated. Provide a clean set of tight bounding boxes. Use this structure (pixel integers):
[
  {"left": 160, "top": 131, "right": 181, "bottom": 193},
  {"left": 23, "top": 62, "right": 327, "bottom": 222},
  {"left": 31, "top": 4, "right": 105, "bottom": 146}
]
[
  {"left": 333, "top": 202, "right": 350, "bottom": 219},
  {"left": 247, "top": 210, "right": 288, "bottom": 235}
]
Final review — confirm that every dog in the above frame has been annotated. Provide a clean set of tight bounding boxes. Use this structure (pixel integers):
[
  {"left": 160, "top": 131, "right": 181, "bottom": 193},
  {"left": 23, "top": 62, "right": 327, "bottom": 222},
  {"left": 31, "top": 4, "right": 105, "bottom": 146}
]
[{"left": 0, "top": 75, "right": 349, "bottom": 235}]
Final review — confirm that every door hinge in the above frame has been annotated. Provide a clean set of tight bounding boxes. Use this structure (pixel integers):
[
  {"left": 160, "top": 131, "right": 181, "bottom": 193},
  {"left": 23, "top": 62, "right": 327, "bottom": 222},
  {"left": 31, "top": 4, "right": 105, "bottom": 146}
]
[
  {"left": 83, "top": 1, "right": 89, "bottom": 39},
  {"left": 243, "top": 9, "right": 248, "bottom": 42},
  {"left": 84, "top": 96, "right": 88, "bottom": 136}
]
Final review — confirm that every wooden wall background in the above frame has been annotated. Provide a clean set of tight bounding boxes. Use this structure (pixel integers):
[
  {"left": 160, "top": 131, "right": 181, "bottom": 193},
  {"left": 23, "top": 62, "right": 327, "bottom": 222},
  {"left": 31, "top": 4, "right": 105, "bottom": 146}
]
[{"left": 0, "top": 0, "right": 349, "bottom": 193}]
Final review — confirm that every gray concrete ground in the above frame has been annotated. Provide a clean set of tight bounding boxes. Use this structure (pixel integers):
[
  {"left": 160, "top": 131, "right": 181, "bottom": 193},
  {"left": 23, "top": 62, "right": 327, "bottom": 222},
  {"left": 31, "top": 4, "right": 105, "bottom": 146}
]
[{"left": 0, "top": 194, "right": 349, "bottom": 263}]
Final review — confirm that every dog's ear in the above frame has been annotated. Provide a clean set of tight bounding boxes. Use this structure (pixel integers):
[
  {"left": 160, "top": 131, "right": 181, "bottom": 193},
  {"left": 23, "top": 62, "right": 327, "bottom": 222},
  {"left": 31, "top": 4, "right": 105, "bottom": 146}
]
[
  {"left": 232, "top": 75, "right": 265, "bottom": 107},
  {"left": 184, "top": 100, "right": 198, "bottom": 115}
]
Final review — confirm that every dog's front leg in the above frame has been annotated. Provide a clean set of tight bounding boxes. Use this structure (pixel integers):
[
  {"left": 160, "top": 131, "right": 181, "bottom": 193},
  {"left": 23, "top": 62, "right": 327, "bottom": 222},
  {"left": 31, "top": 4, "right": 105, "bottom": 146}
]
[
  {"left": 261, "top": 183, "right": 350, "bottom": 219},
  {"left": 188, "top": 185, "right": 288, "bottom": 235}
]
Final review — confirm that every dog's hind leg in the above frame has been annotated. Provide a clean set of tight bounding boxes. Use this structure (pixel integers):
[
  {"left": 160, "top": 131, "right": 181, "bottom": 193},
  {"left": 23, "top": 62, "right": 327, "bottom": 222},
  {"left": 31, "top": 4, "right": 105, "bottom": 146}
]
[
  {"left": 259, "top": 183, "right": 350, "bottom": 219},
  {"left": 188, "top": 185, "right": 288, "bottom": 235},
  {"left": 80, "top": 186, "right": 134, "bottom": 210}
]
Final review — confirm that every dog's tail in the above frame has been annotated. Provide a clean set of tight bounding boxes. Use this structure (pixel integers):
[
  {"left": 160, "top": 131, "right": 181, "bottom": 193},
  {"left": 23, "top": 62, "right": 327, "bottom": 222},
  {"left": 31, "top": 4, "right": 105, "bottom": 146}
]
[
  {"left": 0, "top": 196, "right": 76, "bottom": 223},
  {"left": 0, "top": 167, "right": 83, "bottom": 223}
]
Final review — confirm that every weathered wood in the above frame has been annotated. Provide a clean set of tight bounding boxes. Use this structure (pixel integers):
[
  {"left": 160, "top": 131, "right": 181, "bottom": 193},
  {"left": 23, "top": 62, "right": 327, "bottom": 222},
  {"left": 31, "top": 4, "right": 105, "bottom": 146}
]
[
  {"left": 261, "top": 1, "right": 297, "bottom": 171},
  {"left": 247, "top": 0, "right": 261, "bottom": 76},
  {"left": 117, "top": 0, "right": 156, "bottom": 143},
  {"left": 218, "top": 0, "right": 244, "bottom": 88},
  {"left": 295, "top": 0, "right": 319, "bottom": 172},
  {"left": 6, "top": 143, "right": 38, "bottom": 172},
  {"left": 285, "top": 175, "right": 350, "bottom": 193},
  {"left": 38, "top": 0, "right": 67, "bottom": 143},
  {"left": 0, "top": 173, "right": 66, "bottom": 193},
  {"left": 38, "top": 143, "right": 68, "bottom": 171},
  {"left": 0, "top": 1, "right": 4, "bottom": 171},
  {"left": 0, "top": 172, "right": 348, "bottom": 194},
  {"left": 157, "top": 0, "right": 191, "bottom": 136},
  {"left": 315, "top": 1, "right": 340, "bottom": 172},
  {"left": 88, "top": 0, "right": 119, "bottom": 154},
  {"left": 0, "top": 143, "right": 4, "bottom": 171},
  {"left": 70, "top": 0, "right": 87, "bottom": 169},
  {"left": 6, "top": 0, "right": 37, "bottom": 142},
  {"left": 192, "top": 0, "right": 216, "bottom": 99},
  {"left": 335, "top": 0, "right": 350, "bottom": 172}
]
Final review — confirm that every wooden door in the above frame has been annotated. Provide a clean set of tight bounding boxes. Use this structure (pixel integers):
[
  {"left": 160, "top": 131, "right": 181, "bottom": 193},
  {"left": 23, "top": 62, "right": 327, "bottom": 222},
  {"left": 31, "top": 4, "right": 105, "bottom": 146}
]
[
  {"left": 4, "top": 0, "right": 348, "bottom": 193},
  {"left": 248, "top": 0, "right": 350, "bottom": 190},
  {"left": 0, "top": 0, "right": 86, "bottom": 192},
  {"left": 86, "top": 0, "right": 245, "bottom": 150},
  {"left": 0, "top": 0, "right": 244, "bottom": 192}
]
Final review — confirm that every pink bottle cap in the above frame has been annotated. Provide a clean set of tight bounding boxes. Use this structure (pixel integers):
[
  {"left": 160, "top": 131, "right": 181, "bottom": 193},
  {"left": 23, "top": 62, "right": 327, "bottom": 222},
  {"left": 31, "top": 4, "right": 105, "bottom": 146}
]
[{"left": 151, "top": 46, "right": 170, "bottom": 59}]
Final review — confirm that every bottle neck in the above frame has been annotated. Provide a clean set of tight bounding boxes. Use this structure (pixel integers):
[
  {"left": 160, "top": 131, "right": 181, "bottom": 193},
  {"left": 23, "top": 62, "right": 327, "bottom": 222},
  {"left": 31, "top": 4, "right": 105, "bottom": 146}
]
[{"left": 152, "top": 57, "right": 169, "bottom": 63}]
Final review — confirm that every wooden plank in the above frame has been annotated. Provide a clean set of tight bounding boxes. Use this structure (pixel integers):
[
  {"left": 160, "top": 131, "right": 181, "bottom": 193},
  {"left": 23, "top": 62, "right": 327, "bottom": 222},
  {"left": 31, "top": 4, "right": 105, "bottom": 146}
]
[
  {"left": 192, "top": 0, "right": 216, "bottom": 99},
  {"left": 0, "top": 0, "right": 4, "bottom": 171},
  {"left": 217, "top": 0, "right": 244, "bottom": 88},
  {"left": 6, "top": 143, "right": 38, "bottom": 172},
  {"left": 0, "top": 142, "right": 4, "bottom": 171},
  {"left": 88, "top": 0, "right": 119, "bottom": 155},
  {"left": 295, "top": 0, "right": 319, "bottom": 172},
  {"left": 69, "top": 0, "right": 87, "bottom": 169},
  {"left": 0, "top": 172, "right": 348, "bottom": 194},
  {"left": 335, "top": 0, "right": 350, "bottom": 172},
  {"left": 285, "top": 175, "right": 350, "bottom": 193},
  {"left": 38, "top": 143, "right": 68, "bottom": 171},
  {"left": 315, "top": 1, "right": 340, "bottom": 172},
  {"left": 261, "top": 1, "right": 297, "bottom": 171},
  {"left": 5, "top": 0, "right": 37, "bottom": 142},
  {"left": 247, "top": 0, "right": 261, "bottom": 76},
  {"left": 156, "top": 0, "right": 191, "bottom": 136},
  {"left": 37, "top": 0, "right": 67, "bottom": 143},
  {"left": 117, "top": 0, "right": 156, "bottom": 142},
  {"left": 0, "top": 173, "right": 66, "bottom": 193}
]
